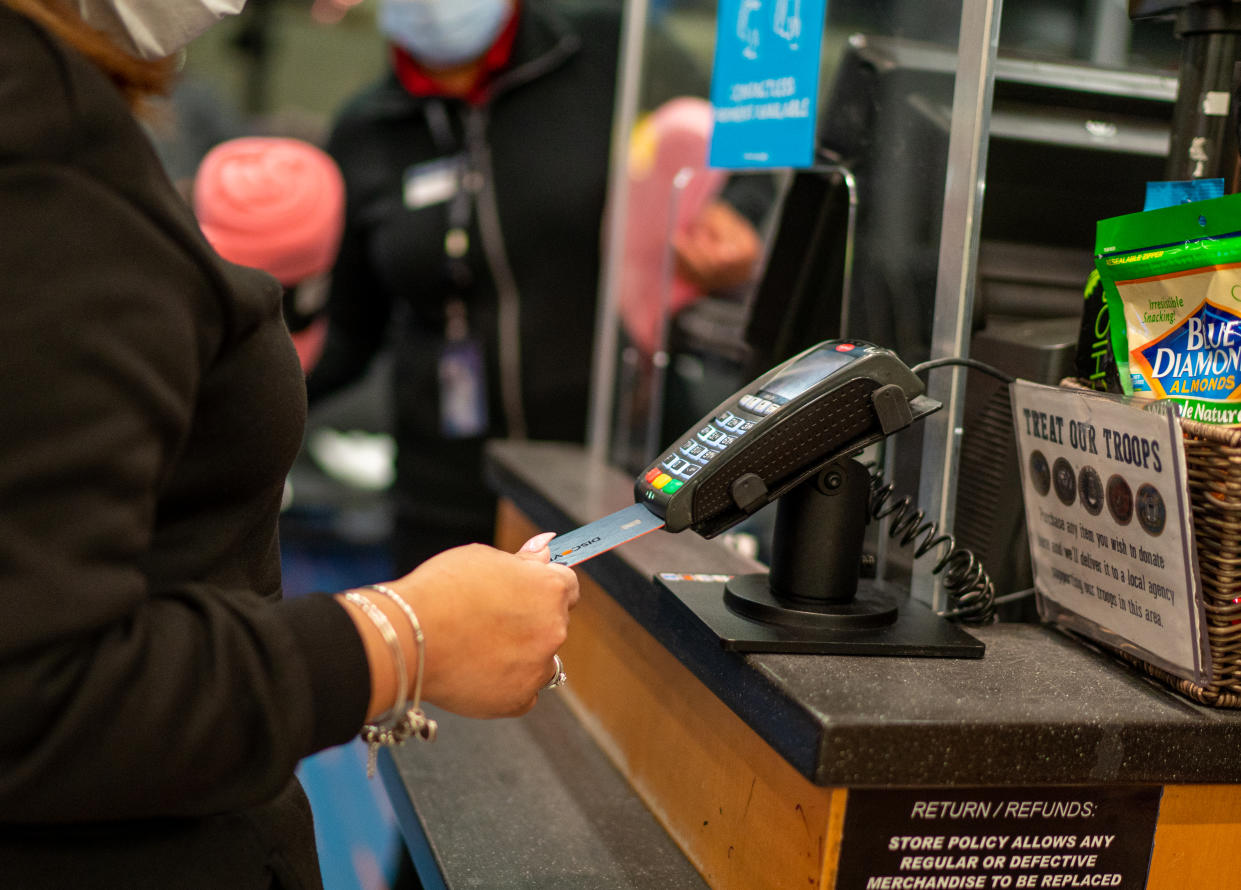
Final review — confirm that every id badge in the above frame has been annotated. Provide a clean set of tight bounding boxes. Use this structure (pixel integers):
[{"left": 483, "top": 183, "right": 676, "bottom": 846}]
[
  {"left": 438, "top": 338, "right": 489, "bottom": 438},
  {"left": 404, "top": 156, "right": 462, "bottom": 210}
]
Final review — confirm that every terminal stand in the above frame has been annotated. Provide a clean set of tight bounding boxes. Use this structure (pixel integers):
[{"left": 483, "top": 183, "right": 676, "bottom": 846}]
[{"left": 656, "top": 456, "right": 985, "bottom": 657}]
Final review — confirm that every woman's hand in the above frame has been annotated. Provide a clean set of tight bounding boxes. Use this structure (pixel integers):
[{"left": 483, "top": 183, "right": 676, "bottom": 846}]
[{"left": 386, "top": 538, "right": 579, "bottom": 718}]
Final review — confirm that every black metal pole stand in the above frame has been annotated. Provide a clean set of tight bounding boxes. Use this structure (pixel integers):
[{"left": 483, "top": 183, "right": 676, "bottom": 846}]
[
  {"left": 724, "top": 457, "right": 900, "bottom": 629},
  {"left": 655, "top": 456, "right": 984, "bottom": 656}
]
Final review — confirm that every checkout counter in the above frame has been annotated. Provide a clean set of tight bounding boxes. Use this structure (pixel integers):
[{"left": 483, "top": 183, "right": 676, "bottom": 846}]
[
  {"left": 378, "top": 439, "right": 1241, "bottom": 889},
  {"left": 375, "top": 3, "right": 1241, "bottom": 887}
]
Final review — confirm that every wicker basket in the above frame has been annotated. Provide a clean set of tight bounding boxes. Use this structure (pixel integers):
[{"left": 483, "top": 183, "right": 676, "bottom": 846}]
[{"left": 1061, "top": 378, "right": 1241, "bottom": 706}]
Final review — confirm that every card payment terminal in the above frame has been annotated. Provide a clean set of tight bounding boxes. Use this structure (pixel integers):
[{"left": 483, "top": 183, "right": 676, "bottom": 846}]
[
  {"left": 547, "top": 338, "right": 984, "bottom": 655},
  {"left": 635, "top": 340, "right": 941, "bottom": 538}
]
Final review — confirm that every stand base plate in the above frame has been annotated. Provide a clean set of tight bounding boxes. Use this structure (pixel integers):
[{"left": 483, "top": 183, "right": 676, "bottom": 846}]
[
  {"left": 725, "top": 573, "right": 900, "bottom": 629},
  {"left": 656, "top": 575, "right": 985, "bottom": 657}
]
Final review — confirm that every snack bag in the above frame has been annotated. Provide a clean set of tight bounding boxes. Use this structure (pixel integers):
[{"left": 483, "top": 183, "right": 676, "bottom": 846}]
[
  {"left": 1095, "top": 193, "right": 1241, "bottom": 425},
  {"left": 1074, "top": 268, "right": 1122, "bottom": 393}
]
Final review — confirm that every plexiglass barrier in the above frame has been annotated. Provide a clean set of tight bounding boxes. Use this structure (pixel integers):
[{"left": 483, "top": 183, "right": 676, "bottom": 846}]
[{"left": 590, "top": 0, "right": 1183, "bottom": 608}]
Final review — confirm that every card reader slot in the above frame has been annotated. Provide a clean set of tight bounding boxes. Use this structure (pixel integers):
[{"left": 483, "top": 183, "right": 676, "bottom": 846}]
[{"left": 690, "top": 377, "right": 881, "bottom": 530}]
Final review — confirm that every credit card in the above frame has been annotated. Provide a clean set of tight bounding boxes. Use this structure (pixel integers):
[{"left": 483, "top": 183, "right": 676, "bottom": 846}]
[{"left": 547, "top": 503, "right": 666, "bottom": 566}]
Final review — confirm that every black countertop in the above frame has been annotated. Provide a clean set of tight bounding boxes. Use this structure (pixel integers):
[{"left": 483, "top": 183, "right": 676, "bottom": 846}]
[
  {"left": 380, "top": 693, "right": 708, "bottom": 890},
  {"left": 484, "top": 439, "right": 1241, "bottom": 788}
]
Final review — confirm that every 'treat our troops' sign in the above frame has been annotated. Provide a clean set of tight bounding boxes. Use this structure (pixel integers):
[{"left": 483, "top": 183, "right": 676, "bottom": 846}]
[{"left": 1009, "top": 381, "right": 1208, "bottom": 685}]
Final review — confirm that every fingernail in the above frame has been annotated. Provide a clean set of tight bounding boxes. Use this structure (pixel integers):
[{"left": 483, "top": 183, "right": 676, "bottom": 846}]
[{"left": 520, "top": 532, "right": 557, "bottom": 552}]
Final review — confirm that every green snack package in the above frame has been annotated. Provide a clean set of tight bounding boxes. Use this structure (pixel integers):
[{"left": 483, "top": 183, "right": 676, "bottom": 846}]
[
  {"left": 1074, "top": 268, "right": 1122, "bottom": 393},
  {"left": 1095, "top": 193, "right": 1241, "bottom": 424}
]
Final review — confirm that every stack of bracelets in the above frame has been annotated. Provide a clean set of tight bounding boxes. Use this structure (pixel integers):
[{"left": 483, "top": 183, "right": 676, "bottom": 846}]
[{"left": 343, "top": 584, "right": 438, "bottom": 778}]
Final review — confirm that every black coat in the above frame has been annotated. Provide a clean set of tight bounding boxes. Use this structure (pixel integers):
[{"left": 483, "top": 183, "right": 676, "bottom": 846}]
[
  {"left": 308, "top": 0, "right": 706, "bottom": 567},
  {"left": 0, "top": 9, "right": 369, "bottom": 887}
]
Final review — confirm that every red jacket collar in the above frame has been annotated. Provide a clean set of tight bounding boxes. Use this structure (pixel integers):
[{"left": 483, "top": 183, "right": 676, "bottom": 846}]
[{"left": 390, "top": 3, "right": 520, "bottom": 105}]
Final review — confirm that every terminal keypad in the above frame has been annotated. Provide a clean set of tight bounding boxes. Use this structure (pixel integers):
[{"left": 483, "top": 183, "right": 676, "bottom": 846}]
[{"left": 657, "top": 409, "right": 757, "bottom": 483}]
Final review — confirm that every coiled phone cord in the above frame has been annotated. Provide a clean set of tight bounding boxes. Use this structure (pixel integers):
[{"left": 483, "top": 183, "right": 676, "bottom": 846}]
[
  {"left": 860, "top": 355, "right": 1019, "bottom": 626},
  {"left": 864, "top": 464, "right": 998, "bottom": 625}
]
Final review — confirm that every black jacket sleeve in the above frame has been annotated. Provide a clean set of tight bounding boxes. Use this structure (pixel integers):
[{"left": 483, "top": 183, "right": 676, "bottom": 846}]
[{"left": 0, "top": 165, "right": 369, "bottom": 823}]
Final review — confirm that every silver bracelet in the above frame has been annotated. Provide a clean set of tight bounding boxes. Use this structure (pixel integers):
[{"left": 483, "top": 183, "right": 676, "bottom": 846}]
[
  {"left": 365, "top": 585, "right": 438, "bottom": 767},
  {"left": 343, "top": 591, "right": 411, "bottom": 777}
]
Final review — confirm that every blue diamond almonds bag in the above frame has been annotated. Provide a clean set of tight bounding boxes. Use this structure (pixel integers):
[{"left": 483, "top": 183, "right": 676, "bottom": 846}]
[{"left": 1095, "top": 193, "right": 1241, "bottom": 425}]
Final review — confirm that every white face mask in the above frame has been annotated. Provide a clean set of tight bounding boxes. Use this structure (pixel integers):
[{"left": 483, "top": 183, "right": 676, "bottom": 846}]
[
  {"left": 76, "top": 0, "right": 247, "bottom": 60},
  {"left": 378, "top": 0, "right": 513, "bottom": 70}
]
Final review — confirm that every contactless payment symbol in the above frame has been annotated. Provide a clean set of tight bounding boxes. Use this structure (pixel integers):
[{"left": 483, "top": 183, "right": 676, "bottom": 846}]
[{"left": 708, "top": 0, "right": 827, "bottom": 168}]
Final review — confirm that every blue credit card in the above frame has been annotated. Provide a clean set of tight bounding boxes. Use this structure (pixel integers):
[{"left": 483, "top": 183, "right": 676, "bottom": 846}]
[{"left": 547, "top": 503, "right": 666, "bottom": 566}]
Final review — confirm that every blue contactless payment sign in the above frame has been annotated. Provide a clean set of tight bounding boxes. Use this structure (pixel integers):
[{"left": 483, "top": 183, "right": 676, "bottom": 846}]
[{"left": 707, "top": 0, "right": 827, "bottom": 169}]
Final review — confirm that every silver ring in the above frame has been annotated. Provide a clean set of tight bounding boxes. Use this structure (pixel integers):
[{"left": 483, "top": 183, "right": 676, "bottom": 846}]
[{"left": 542, "top": 654, "right": 567, "bottom": 691}]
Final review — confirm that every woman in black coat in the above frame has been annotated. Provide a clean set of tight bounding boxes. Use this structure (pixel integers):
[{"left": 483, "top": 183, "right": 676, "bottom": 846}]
[{"left": 0, "top": 2, "right": 578, "bottom": 887}]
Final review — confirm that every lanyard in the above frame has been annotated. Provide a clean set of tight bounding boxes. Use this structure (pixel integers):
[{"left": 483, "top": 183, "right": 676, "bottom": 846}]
[
  {"left": 423, "top": 99, "right": 491, "bottom": 439},
  {"left": 427, "top": 99, "right": 476, "bottom": 341}
]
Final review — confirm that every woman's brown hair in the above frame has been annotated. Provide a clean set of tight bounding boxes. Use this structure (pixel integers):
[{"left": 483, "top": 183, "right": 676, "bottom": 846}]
[{"left": 1, "top": 0, "right": 178, "bottom": 109}]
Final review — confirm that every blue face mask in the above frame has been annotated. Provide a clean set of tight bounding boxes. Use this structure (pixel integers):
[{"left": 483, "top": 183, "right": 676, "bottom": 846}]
[{"left": 379, "top": 0, "right": 514, "bottom": 70}]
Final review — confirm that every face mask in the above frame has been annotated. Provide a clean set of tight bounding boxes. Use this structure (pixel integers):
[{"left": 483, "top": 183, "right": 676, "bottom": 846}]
[
  {"left": 76, "top": 0, "right": 247, "bottom": 60},
  {"left": 378, "top": 0, "right": 513, "bottom": 70}
]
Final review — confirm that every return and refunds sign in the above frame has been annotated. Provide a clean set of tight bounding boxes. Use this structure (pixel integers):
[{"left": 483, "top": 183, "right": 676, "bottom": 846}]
[{"left": 833, "top": 786, "right": 1162, "bottom": 890}]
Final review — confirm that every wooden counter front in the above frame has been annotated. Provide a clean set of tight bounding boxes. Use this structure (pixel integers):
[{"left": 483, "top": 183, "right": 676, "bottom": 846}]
[{"left": 478, "top": 441, "right": 1241, "bottom": 889}]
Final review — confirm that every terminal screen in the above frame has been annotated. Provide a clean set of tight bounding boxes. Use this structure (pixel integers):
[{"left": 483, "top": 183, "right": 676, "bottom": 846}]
[{"left": 757, "top": 345, "right": 858, "bottom": 403}]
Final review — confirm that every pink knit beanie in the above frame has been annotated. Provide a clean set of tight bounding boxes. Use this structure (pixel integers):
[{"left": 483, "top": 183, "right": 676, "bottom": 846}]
[{"left": 193, "top": 137, "right": 345, "bottom": 285}]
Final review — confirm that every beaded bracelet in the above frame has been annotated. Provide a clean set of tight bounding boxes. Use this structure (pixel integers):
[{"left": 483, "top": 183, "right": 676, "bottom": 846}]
[
  {"left": 343, "top": 591, "right": 412, "bottom": 777},
  {"left": 365, "top": 584, "right": 437, "bottom": 748}
]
